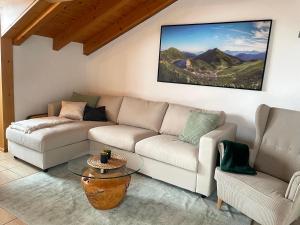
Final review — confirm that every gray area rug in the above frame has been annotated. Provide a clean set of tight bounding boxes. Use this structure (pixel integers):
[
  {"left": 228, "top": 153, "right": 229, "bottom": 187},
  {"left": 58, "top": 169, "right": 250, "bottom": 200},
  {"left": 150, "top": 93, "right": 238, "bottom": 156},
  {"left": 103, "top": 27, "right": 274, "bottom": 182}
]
[{"left": 0, "top": 164, "right": 251, "bottom": 225}]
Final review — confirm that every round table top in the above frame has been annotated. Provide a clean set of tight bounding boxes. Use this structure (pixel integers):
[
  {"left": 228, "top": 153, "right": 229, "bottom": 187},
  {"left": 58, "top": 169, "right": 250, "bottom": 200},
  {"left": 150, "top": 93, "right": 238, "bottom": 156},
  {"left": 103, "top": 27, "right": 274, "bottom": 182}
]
[{"left": 68, "top": 153, "right": 143, "bottom": 180}]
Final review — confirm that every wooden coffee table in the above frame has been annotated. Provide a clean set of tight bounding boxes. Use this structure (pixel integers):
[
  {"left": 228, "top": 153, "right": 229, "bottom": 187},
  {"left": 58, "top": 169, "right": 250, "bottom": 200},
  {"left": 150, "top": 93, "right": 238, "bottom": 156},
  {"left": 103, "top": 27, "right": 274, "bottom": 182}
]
[{"left": 68, "top": 153, "right": 143, "bottom": 210}]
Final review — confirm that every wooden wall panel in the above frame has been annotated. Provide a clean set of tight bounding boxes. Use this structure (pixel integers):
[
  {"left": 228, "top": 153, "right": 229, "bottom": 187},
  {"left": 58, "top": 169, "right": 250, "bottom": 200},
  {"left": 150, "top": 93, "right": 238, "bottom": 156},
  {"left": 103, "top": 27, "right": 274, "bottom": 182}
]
[{"left": 0, "top": 38, "right": 14, "bottom": 151}]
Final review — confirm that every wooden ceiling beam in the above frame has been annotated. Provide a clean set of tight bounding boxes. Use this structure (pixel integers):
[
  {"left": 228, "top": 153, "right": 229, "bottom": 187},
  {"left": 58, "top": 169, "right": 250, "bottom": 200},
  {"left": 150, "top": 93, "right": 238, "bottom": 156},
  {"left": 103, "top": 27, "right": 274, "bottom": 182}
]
[
  {"left": 45, "top": 0, "right": 74, "bottom": 2},
  {"left": 13, "top": 2, "right": 66, "bottom": 45},
  {"left": 83, "top": 0, "right": 176, "bottom": 55},
  {"left": 53, "top": 0, "right": 131, "bottom": 51}
]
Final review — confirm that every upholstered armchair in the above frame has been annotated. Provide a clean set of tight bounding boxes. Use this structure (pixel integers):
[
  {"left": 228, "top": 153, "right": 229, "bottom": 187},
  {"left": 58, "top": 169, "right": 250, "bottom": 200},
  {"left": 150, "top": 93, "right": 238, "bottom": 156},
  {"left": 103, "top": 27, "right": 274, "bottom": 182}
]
[{"left": 214, "top": 104, "right": 300, "bottom": 225}]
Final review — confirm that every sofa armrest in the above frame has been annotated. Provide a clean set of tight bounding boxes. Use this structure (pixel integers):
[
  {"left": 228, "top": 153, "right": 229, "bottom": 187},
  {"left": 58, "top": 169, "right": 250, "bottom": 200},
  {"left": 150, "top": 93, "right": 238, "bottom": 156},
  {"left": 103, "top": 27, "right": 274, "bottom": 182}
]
[
  {"left": 48, "top": 101, "right": 61, "bottom": 116},
  {"left": 196, "top": 123, "right": 237, "bottom": 196},
  {"left": 286, "top": 171, "right": 300, "bottom": 201}
]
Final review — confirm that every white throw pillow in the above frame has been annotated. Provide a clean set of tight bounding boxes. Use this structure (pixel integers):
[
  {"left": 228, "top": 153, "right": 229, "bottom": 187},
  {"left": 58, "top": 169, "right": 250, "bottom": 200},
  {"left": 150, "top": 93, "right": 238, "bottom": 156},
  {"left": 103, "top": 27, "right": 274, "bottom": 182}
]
[{"left": 59, "top": 101, "right": 87, "bottom": 120}]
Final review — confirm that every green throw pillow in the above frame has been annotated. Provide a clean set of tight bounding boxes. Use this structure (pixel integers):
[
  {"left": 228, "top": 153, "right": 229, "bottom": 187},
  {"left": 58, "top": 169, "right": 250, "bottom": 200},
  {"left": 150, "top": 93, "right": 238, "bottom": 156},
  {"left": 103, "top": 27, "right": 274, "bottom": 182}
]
[
  {"left": 179, "top": 111, "right": 220, "bottom": 145},
  {"left": 70, "top": 92, "right": 99, "bottom": 108}
]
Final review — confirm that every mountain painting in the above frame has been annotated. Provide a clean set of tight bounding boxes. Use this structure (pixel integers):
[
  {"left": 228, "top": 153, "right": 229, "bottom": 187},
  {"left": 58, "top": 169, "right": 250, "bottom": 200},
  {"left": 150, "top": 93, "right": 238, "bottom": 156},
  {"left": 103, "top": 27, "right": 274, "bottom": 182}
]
[{"left": 158, "top": 20, "right": 272, "bottom": 90}]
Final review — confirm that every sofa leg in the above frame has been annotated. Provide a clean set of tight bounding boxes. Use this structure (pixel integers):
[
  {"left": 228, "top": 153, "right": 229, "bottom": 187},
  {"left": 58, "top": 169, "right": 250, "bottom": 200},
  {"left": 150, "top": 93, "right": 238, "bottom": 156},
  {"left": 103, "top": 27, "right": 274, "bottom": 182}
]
[
  {"left": 43, "top": 169, "right": 48, "bottom": 172},
  {"left": 13, "top": 156, "right": 18, "bottom": 160},
  {"left": 200, "top": 194, "right": 206, "bottom": 198},
  {"left": 217, "top": 198, "right": 223, "bottom": 209}
]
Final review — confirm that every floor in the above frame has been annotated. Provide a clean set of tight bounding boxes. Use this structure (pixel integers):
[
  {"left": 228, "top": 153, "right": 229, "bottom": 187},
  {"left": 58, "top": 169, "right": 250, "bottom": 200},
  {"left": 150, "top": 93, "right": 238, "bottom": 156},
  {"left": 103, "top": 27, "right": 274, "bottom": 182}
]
[
  {"left": 0, "top": 151, "right": 258, "bottom": 225},
  {"left": 0, "top": 151, "right": 40, "bottom": 225},
  {"left": 0, "top": 151, "right": 297, "bottom": 225}
]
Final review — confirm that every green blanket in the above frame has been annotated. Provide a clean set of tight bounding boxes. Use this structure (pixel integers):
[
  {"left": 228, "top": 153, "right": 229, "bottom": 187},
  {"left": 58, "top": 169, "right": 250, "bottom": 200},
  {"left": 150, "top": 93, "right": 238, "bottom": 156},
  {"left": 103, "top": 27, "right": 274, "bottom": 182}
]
[{"left": 220, "top": 140, "right": 256, "bottom": 175}]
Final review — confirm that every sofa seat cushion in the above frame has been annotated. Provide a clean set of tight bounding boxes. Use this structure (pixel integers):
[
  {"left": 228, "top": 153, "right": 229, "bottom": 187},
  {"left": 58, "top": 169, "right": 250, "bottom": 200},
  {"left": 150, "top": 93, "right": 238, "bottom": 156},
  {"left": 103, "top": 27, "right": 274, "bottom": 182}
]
[
  {"left": 215, "top": 167, "right": 288, "bottom": 199},
  {"left": 135, "top": 135, "right": 198, "bottom": 172},
  {"left": 214, "top": 168, "right": 291, "bottom": 225},
  {"left": 88, "top": 125, "right": 157, "bottom": 152},
  {"left": 6, "top": 121, "right": 113, "bottom": 153}
]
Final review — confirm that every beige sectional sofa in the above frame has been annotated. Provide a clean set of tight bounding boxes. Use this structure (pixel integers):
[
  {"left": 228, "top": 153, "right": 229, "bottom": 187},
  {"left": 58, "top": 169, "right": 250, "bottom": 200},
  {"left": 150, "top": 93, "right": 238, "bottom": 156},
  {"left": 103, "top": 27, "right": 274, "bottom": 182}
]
[{"left": 6, "top": 95, "right": 236, "bottom": 197}]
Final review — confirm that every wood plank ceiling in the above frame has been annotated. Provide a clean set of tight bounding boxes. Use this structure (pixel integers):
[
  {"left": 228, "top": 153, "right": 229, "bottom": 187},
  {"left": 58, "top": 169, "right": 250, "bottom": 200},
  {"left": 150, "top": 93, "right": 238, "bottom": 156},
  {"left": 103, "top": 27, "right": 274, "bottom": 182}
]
[{"left": 2, "top": 0, "right": 177, "bottom": 55}]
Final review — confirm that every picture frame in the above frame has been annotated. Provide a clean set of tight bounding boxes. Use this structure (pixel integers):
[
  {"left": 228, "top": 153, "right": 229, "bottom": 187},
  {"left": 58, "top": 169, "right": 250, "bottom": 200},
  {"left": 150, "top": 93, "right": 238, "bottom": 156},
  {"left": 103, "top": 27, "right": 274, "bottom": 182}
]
[{"left": 157, "top": 19, "right": 272, "bottom": 91}]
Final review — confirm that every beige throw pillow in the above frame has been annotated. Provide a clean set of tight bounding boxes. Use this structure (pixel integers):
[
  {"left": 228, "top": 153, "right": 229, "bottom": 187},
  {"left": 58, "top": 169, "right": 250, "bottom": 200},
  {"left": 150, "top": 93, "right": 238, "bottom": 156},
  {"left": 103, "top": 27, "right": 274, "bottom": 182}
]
[{"left": 59, "top": 101, "right": 87, "bottom": 120}]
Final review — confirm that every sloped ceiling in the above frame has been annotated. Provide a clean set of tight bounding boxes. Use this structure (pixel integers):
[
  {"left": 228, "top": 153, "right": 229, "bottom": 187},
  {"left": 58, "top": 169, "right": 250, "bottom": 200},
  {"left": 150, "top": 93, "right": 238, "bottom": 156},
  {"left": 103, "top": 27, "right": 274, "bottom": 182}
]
[{"left": 1, "top": 0, "right": 176, "bottom": 55}]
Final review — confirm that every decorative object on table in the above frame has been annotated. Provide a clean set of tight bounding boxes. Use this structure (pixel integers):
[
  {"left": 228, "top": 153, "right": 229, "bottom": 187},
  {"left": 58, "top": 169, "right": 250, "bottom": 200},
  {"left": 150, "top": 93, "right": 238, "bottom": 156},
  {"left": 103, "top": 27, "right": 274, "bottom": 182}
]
[
  {"left": 157, "top": 20, "right": 272, "bottom": 90},
  {"left": 59, "top": 100, "right": 87, "bottom": 120},
  {"left": 83, "top": 106, "right": 107, "bottom": 121},
  {"left": 104, "top": 149, "right": 111, "bottom": 159},
  {"left": 219, "top": 140, "right": 256, "bottom": 175},
  {"left": 179, "top": 111, "right": 220, "bottom": 145},
  {"left": 87, "top": 153, "right": 127, "bottom": 170},
  {"left": 70, "top": 92, "right": 100, "bottom": 108},
  {"left": 100, "top": 152, "right": 109, "bottom": 164}
]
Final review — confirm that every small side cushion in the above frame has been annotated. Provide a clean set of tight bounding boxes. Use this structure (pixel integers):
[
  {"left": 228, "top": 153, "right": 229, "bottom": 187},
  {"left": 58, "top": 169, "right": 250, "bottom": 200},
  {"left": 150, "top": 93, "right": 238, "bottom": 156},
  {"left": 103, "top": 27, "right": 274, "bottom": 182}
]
[
  {"left": 135, "top": 135, "right": 198, "bottom": 172},
  {"left": 59, "top": 101, "right": 86, "bottom": 120},
  {"left": 71, "top": 92, "right": 99, "bottom": 108},
  {"left": 83, "top": 106, "right": 107, "bottom": 121},
  {"left": 88, "top": 125, "right": 157, "bottom": 152},
  {"left": 179, "top": 111, "right": 220, "bottom": 145}
]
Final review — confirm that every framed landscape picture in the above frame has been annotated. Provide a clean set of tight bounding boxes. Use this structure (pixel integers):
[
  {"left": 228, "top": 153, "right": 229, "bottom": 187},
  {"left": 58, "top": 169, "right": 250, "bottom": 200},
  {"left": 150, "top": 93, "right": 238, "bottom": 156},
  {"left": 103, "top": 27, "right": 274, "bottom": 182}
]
[{"left": 157, "top": 20, "right": 272, "bottom": 90}]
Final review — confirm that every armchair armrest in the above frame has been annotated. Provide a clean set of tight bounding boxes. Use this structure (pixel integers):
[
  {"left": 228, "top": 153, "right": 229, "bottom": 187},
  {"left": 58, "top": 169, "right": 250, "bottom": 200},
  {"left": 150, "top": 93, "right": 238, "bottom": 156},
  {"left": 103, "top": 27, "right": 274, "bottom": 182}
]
[
  {"left": 48, "top": 101, "right": 61, "bottom": 116},
  {"left": 284, "top": 171, "right": 300, "bottom": 225},
  {"left": 286, "top": 171, "right": 300, "bottom": 201},
  {"left": 196, "top": 123, "right": 237, "bottom": 196}
]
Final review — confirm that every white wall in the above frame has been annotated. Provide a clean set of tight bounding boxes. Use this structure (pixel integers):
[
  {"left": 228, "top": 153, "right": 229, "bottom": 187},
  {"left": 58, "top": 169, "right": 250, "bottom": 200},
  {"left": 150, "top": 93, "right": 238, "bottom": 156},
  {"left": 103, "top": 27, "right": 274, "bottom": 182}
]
[
  {"left": 11, "top": 0, "right": 300, "bottom": 144},
  {"left": 85, "top": 0, "right": 300, "bottom": 145},
  {"left": 13, "top": 36, "right": 88, "bottom": 120},
  {"left": 1, "top": 0, "right": 35, "bottom": 35}
]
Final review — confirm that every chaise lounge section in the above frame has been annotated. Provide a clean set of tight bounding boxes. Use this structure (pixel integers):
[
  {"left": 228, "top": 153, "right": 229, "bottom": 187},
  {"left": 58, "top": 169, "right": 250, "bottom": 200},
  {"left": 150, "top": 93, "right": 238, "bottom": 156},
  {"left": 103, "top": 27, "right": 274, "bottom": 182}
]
[{"left": 6, "top": 121, "right": 113, "bottom": 170}]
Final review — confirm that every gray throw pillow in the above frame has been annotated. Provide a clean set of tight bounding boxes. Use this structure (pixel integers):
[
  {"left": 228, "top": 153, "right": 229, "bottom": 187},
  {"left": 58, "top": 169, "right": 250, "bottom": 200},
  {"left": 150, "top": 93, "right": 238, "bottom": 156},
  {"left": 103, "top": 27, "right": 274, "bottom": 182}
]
[
  {"left": 71, "top": 92, "right": 99, "bottom": 108},
  {"left": 179, "top": 111, "right": 220, "bottom": 145}
]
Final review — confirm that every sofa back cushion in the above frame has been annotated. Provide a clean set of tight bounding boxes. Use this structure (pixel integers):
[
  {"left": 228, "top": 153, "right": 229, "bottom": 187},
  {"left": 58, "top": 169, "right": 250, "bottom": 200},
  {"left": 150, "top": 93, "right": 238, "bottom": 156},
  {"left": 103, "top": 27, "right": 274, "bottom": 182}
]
[
  {"left": 255, "top": 107, "right": 300, "bottom": 182},
  {"left": 160, "top": 103, "right": 225, "bottom": 136},
  {"left": 117, "top": 96, "right": 168, "bottom": 132},
  {"left": 97, "top": 95, "right": 123, "bottom": 122}
]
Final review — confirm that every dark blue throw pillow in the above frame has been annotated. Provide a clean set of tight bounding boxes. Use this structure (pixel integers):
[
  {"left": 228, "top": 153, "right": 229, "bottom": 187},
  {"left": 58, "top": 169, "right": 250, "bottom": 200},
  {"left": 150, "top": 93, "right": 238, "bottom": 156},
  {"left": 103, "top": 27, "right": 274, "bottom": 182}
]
[{"left": 83, "top": 106, "right": 107, "bottom": 121}]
